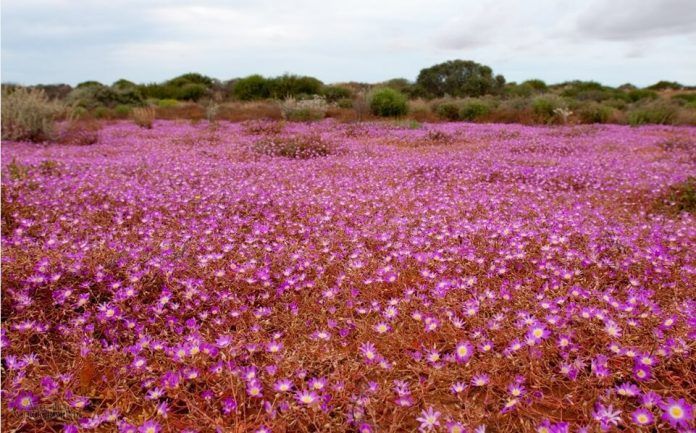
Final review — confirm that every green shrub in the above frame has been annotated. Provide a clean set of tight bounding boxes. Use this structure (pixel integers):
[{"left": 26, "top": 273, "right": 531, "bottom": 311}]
[
  {"left": 1, "top": 87, "right": 64, "bottom": 142},
  {"left": 647, "top": 81, "right": 683, "bottom": 91},
  {"left": 157, "top": 99, "right": 179, "bottom": 108},
  {"left": 94, "top": 106, "right": 112, "bottom": 119},
  {"left": 369, "top": 88, "right": 408, "bottom": 117},
  {"left": 434, "top": 101, "right": 461, "bottom": 120},
  {"left": 627, "top": 101, "right": 679, "bottom": 125},
  {"left": 578, "top": 102, "right": 613, "bottom": 124},
  {"left": 176, "top": 83, "right": 208, "bottom": 101},
  {"left": 459, "top": 98, "right": 492, "bottom": 121},
  {"left": 232, "top": 75, "right": 272, "bottom": 100},
  {"left": 114, "top": 105, "right": 132, "bottom": 118},
  {"left": 337, "top": 98, "right": 354, "bottom": 109},
  {"left": 672, "top": 93, "right": 696, "bottom": 106},
  {"left": 269, "top": 74, "right": 323, "bottom": 99},
  {"left": 626, "top": 89, "right": 658, "bottom": 103},
  {"left": 321, "top": 85, "right": 352, "bottom": 103},
  {"left": 67, "top": 84, "right": 144, "bottom": 109},
  {"left": 532, "top": 95, "right": 565, "bottom": 123},
  {"left": 416, "top": 59, "right": 505, "bottom": 98}
]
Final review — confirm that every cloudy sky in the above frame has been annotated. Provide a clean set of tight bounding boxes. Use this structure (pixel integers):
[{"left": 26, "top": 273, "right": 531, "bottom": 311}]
[{"left": 2, "top": 0, "right": 695, "bottom": 86}]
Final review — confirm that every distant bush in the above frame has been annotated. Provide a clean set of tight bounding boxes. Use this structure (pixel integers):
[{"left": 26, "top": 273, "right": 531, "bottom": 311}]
[
  {"left": 157, "top": 99, "right": 179, "bottom": 108},
  {"left": 114, "top": 105, "right": 132, "bottom": 118},
  {"left": 253, "top": 133, "right": 334, "bottom": 159},
  {"left": 523, "top": 79, "right": 548, "bottom": 92},
  {"left": 459, "top": 98, "right": 492, "bottom": 121},
  {"left": 232, "top": 75, "right": 272, "bottom": 101},
  {"left": 369, "top": 88, "right": 408, "bottom": 117},
  {"left": 94, "top": 106, "right": 112, "bottom": 119},
  {"left": 647, "top": 81, "right": 683, "bottom": 91},
  {"left": 336, "top": 98, "right": 354, "bottom": 109},
  {"left": 532, "top": 95, "right": 566, "bottom": 123},
  {"left": 627, "top": 101, "right": 679, "bottom": 125},
  {"left": 416, "top": 59, "right": 505, "bottom": 98},
  {"left": 434, "top": 101, "right": 461, "bottom": 120},
  {"left": 177, "top": 83, "right": 208, "bottom": 101},
  {"left": 279, "top": 96, "right": 327, "bottom": 121},
  {"left": 672, "top": 93, "right": 696, "bottom": 106},
  {"left": 625, "top": 89, "right": 658, "bottom": 103},
  {"left": 269, "top": 74, "right": 323, "bottom": 99},
  {"left": 67, "top": 84, "right": 144, "bottom": 109},
  {"left": 132, "top": 107, "right": 156, "bottom": 128},
  {"left": 321, "top": 85, "right": 352, "bottom": 103},
  {"left": 57, "top": 119, "right": 101, "bottom": 146},
  {"left": 1, "top": 87, "right": 64, "bottom": 142},
  {"left": 577, "top": 102, "right": 613, "bottom": 124}
]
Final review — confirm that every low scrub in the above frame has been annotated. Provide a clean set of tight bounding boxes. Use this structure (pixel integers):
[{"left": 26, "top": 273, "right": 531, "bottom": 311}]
[
  {"left": 253, "top": 133, "right": 334, "bottom": 159},
  {"left": 627, "top": 101, "right": 679, "bottom": 125},
  {"left": 1, "top": 87, "right": 65, "bottom": 142},
  {"left": 279, "top": 96, "right": 327, "bottom": 121},
  {"left": 459, "top": 98, "right": 493, "bottom": 121},
  {"left": 132, "top": 107, "right": 156, "bottom": 129},
  {"left": 369, "top": 88, "right": 408, "bottom": 117},
  {"left": 57, "top": 120, "right": 101, "bottom": 145}
]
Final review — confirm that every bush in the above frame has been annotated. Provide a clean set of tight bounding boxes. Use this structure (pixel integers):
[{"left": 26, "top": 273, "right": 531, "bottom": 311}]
[
  {"left": 627, "top": 101, "right": 679, "bottom": 125},
  {"left": 114, "top": 105, "right": 132, "bottom": 118},
  {"left": 532, "top": 96, "right": 566, "bottom": 123},
  {"left": 459, "top": 98, "right": 492, "bottom": 121},
  {"left": 369, "top": 88, "right": 408, "bottom": 117},
  {"left": 177, "top": 83, "right": 208, "bottom": 101},
  {"left": 157, "top": 99, "right": 179, "bottom": 108},
  {"left": 626, "top": 89, "right": 658, "bottom": 103},
  {"left": 253, "top": 133, "right": 333, "bottom": 159},
  {"left": 93, "top": 106, "right": 112, "bottom": 119},
  {"left": 57, "top": 119, "right": 101, "bottom": 145},
  {"left": 232, "top": 75, "right": 272, "bottom": 101},
  {"left": 1, "top": 87, "right": 64, "bottom": 142},
  {"left": 337, "top": 98, "right": 354, "bottom": 109},
  {"left": 321, "top": 85, "right": 352, "bottom": 103},
  {"left": 577, "top": 102, "right": 613, "bottom": 124},
  {"left": 132, "top": 107, "right": 156, "bottom": 129},
  {"left": 279, "top": 96, "right": 327, "bottom": 121},
  {"left": 416, "top": 59, "right": 505, "bottom": 98},
  {"left": 67, "top": 84, "right": 144, "bottom": 109},
  {"left": 647, "top": 81, "right": 683, "bottom": 91},
  {"left": 269, "top": 74, "right": 323, "bottom": 99},
  {"left": 434, "top": 101, "right": 461, "bottom": 120}
]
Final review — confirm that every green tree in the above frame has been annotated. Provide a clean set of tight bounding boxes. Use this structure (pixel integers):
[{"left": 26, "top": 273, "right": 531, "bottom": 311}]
[
  {"left": 416, "top": 60, "right": 505, "bottom": 98},
  {"left": 232, "top": 75, "right": 272, "bottom": 100}
]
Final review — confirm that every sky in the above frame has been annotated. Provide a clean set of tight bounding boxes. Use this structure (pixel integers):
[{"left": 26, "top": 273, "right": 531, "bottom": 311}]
[{"left": 2, "top": 0, "right": 695, "bottom": 87}]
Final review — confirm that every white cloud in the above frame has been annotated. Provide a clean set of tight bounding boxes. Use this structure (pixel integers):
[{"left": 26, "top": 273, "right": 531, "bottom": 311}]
[{"left": 1, "top": 0, "right": 694, "bottom": 86}]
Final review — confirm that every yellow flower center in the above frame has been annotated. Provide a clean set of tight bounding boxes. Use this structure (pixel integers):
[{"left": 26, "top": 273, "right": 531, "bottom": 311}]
[
  {"left": 457, "top": 346, "right": 468, "bottom": 357},
  {"left": 20, "top": 397, "right": 31, "bottom": 407},
  {"left": 637, "top": 414, "right": 648, "bottom": 424},
  {"left": 533, "top": 329, "right": 543, "bottom": 338},
  {"left": 301, "top": 395, "right": 313, "bottom": 403},
  {"left": 670, "top": 406, "right": 684, "bottom": 419}
]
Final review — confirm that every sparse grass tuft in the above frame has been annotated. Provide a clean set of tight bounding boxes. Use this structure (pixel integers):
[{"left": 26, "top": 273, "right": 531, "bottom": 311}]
[
  {"left": 1, "top": 87, "right": 65, "bottom": 142},
  {"left": 132, "top": 106, "right": 156, "bottom": 128}
]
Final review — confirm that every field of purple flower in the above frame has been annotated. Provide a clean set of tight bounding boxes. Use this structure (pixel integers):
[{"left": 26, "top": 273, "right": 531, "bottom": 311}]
[{"left": 2, "top": 120, "right": 695, "bottom": 433}]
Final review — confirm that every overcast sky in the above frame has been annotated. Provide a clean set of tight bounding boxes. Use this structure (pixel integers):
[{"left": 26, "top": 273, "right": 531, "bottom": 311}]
[{"left": 2, "top": 0, "right": 695, "bottom": 87}]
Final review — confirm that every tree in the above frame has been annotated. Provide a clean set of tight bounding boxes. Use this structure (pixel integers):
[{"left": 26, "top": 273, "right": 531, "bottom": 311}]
[
  {"left": 231, "top": 75, "right": 272, "bottom": 100},
  {"left": 416, "top": 60, "right": 505, "bottom": 98}
]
